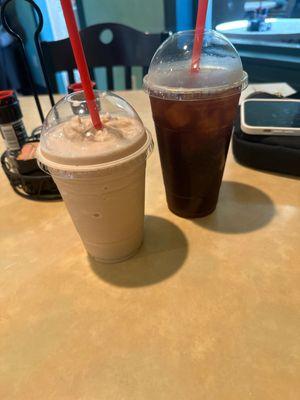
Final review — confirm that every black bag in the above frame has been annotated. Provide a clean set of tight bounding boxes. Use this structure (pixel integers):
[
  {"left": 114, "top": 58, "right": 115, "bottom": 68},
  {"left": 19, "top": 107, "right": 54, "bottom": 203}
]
[{"left": 232, "top": 92, "right": 300, "bottom": 177}]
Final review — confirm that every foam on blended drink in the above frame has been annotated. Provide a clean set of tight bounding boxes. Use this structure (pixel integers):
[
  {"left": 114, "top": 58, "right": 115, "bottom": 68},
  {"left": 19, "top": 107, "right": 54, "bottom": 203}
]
[
  {"left": 43, "top": 114, "right": 146, "bottom": 165},
  {"left": 144, "top": 30, "right": 248, "bottom": 218},
  {"left": 37, "top": 91, "right": 153, "bottom": 263}
]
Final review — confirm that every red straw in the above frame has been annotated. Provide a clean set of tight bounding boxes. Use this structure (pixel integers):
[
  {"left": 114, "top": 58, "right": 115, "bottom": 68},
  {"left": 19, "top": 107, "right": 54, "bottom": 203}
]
[
  {"left": 60, "top": 0, "right": 102, "bottom": 130},
  {"left": 191, "top": 0, "right": 209, "bottom": 73}
]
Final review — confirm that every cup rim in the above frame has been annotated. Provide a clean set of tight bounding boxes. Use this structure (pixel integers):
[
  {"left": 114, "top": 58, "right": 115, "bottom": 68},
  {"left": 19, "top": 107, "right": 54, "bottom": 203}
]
[
  {"left": 36, "top": 128, "right": 153, "bottom": 174},
  {"left": 143, "top": 71, "right": 248, "bottom": 100}
]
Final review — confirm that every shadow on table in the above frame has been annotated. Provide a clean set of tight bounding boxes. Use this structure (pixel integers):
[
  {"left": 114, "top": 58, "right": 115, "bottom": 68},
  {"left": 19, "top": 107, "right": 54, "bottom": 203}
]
[
  {"left": 194, "top": 181, "right": 275, "bottom": 234},
  {"left": 89, "top": 215, "right": 188, "bottom": 288}
]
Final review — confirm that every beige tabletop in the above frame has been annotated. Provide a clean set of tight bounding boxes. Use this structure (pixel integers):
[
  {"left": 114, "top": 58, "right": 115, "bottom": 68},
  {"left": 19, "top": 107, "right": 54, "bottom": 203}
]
[{"left": 1, "top": 86, "right": 299, "bottom": 399}]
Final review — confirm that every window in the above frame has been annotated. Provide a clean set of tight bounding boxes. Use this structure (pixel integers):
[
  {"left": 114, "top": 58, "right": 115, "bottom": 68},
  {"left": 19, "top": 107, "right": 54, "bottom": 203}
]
[{"left": 212, "top": 1, "right": 300, "bottom": 90}]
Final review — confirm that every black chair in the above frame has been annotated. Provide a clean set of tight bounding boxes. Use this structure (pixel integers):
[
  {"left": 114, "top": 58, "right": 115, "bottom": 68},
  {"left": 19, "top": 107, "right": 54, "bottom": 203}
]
[{"left": 41, "top": 23, "right": 170, "bottom": 92}]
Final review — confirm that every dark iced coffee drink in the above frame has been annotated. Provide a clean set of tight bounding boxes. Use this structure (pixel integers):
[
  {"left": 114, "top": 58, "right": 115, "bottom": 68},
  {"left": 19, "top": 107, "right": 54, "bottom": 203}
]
[{"left": 144, "top": 30, "right": 248, "bottom": 218}]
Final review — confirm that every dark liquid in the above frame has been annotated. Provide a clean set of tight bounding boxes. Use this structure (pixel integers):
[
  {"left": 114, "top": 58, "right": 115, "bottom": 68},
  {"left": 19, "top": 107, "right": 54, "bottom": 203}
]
[{"left": 150, "top": 89, "right": 241, "bottom": 218}]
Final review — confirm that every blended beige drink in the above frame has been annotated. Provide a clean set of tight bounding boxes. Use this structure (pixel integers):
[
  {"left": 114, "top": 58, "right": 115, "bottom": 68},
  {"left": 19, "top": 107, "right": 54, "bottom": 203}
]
[{"left": 37, "top": 91, "right": 153, "bottom": 263}]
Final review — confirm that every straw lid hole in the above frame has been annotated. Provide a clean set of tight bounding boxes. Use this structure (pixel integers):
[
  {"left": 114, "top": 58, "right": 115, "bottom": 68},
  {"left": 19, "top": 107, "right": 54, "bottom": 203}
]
[{"left": 99, "top": 29, "right": 114, "bottom": 45}]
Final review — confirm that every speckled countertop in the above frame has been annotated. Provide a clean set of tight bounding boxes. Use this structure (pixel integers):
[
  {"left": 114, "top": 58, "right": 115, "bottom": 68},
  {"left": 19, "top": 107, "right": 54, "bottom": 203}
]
[{"left": 1, "top": 87, "right": 299, "bottom": 399}]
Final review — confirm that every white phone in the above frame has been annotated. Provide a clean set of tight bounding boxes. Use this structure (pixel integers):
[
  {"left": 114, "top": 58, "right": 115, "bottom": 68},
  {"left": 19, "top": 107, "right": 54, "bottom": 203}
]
[{"left": 241, "top": 99, "right": 300, "bottom": 136}]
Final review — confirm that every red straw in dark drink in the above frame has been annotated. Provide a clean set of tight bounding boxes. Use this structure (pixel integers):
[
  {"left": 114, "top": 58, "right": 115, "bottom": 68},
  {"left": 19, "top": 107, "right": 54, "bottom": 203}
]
[
  {"left": 191, "top": 0, "right": 209, "bottom": 73},
  {"left": 60, "top": 0, "right": 102, "bottom": 130}
]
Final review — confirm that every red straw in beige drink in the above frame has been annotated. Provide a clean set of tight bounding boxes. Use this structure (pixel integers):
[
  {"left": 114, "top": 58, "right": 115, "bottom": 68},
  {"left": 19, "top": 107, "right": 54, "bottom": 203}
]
[
  {"left": 37, "top": 1, "right": 153, "bottom": 262},
  {"left": 60, "top": 0, "right": 102, "bottom": 130},
  {"left": 144, "top": 1, "right": 248, "bottom": 218}
]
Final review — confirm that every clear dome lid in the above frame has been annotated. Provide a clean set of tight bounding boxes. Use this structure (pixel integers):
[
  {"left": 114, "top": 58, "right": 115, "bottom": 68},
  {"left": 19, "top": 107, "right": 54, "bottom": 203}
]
[
  {"left": 143, "top": 30, "right": 248, "bottom": 100},
  {"left": 39, "top": 90, "right": 148, "bottom": 168}
]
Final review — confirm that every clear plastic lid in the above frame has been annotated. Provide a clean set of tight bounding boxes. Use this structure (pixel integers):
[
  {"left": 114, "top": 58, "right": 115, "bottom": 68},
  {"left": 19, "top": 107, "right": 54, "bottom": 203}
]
[
  {"left": 143, "top": 30, "right": 248, "bottom": 100},
  {"left": 38, "top": 91, "right": 150, "bottom": 170}
]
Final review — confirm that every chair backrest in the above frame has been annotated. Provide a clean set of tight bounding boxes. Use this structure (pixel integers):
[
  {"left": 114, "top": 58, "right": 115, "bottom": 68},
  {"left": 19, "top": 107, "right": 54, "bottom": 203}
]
[{"left": 41, "top": 23, "right": 170, "bottom": 92}]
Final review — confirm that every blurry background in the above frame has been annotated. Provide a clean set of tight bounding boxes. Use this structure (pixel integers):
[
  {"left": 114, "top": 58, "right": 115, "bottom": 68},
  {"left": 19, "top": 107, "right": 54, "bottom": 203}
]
[{"left": 0, "top": 0, "right": 299, "bottom": 93}]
